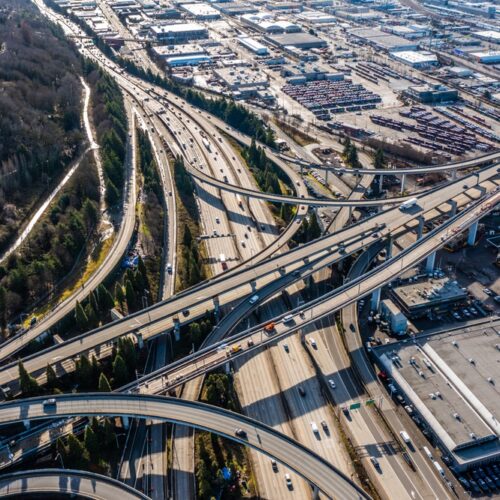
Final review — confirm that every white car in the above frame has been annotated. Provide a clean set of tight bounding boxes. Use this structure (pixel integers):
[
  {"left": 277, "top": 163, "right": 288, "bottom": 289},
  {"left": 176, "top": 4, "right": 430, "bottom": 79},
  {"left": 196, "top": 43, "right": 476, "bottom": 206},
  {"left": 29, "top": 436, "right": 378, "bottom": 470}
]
[{"left": 328, "top": 379, "right": 336, "bottom": 389}]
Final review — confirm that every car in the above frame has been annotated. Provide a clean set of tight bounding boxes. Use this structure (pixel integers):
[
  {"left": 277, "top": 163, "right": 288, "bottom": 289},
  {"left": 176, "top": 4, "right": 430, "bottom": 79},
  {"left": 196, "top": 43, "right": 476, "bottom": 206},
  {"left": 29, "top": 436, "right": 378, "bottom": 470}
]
[
  {"left": 482, "top": 288, "right": 491, "bottom": 295},
  {"left": 328, "top": 379, "right": 336, "bottom": 389},
  {"left": 285, "top": 474, "right": 293, "bottom": 489},
  {"left": 235, "top": 428, "right": 247, "bottom": 438},
  {"left": 43, "top": 398, "right": 56, "bottom": 407},
  {"left": 182, "top": 309, "right": 190, "bottom": 317},
  {"left": 240, "top": 240, "right": 246, "bottom": 247},
  {"left": 494, "top": 295, "right": 500, "bottom": 303},
  {"left": 283, "top": 344, "right": 289, "bottom": 353},
  {"left": 321, "top": 420, "right": 328, "bottom": 431},
  {"left": 215, "top": 217, "right": 220, "bottom": 224},
  {"left": 244, "top": 232, "right": 249, "bottom": 239},
  {"left": 298, "top": 387, "right": 306, "bottom": 397},
  {"left": 370, "top": 456, "right": 380, "bottom": 469},
  {"left": 271, "top": 460, "right": 278, "bottom": 472}
]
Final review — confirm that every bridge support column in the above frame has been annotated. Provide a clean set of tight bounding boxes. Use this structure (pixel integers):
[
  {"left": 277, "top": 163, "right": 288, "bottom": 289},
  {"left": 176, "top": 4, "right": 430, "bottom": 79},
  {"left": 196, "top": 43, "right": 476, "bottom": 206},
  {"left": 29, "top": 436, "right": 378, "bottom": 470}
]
[
  {"left": 448, "top": 199, "right": 457, "bottom": 217},
  {"left": 386, "top": 235, "right": 393, "bottom": 259},
  {"left": 173, "top": 318, "right": 181, "bottom": 342},
  {"left": 467, "top": 221, "right": 479, "bottom": 246},
  {"left": 134, "top": 331, "right": 144, "bottom": 349},
  {"left": 23, "top": 419, "right": 30, "bottom": 430},
  {"left": 325, "top": 169, "right": 329, "bottom": 184},
  {"left": 213, "top": 296, "right": 220, "bottom": 318},
  {"left": 417, "top": 216, "right": 425, "bottom": 240},
  {"left": 312, "top": 485, "right": 320, "bottom": 499},
  {"left": 371, "top": 287, "right": 381, "bottom": 312},
  {"left": 250, "top": 280, "right": 257, "bottom": 293},
  {"left": 452, "top": 169, "right": 457, "bottom": 181},
  {"left": 476, "top": 185, "right": 486, "bottom": 195},
  {"left": 348, "top": 206, "right": 353, "bottom": 220},
  {"left": 122, "top": 416, "right": 130, "bottom": 429},
  {"left": 224, "top": 362, "right": 231, "bottom": 374},
  {"left": 425, "top": 251, "right": 436, "bottom": 273},
  {"left": 400, "top": 174, "right": 406, "bottom": 194}
]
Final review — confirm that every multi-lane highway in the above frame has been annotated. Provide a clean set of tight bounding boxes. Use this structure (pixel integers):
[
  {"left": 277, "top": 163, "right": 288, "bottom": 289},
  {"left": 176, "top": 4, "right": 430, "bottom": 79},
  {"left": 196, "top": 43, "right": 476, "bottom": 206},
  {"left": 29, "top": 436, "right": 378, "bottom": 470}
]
[
  {"left": 0, "top": 164, "right": 497, "bottom": 393},
  {"left": 0, "top": 393, "right": 370, "bottom": 500}
]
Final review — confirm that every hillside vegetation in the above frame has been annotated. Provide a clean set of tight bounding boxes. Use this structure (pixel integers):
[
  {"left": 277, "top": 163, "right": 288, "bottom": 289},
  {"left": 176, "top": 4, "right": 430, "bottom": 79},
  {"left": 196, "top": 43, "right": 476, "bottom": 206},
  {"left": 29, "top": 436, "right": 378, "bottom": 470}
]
[{"left": 0, "top": 0, "right": 84, "bottom": 252}]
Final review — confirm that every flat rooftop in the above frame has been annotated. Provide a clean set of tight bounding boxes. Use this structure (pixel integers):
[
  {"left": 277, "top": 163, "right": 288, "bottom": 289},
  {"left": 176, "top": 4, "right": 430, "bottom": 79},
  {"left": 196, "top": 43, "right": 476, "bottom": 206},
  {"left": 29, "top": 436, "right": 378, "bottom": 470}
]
[
  {"left": 392, "top": 277, "right": 467, "bottom": 312},
  {"left": 374, "top": 319, "right": 500, "bottom": 469}
]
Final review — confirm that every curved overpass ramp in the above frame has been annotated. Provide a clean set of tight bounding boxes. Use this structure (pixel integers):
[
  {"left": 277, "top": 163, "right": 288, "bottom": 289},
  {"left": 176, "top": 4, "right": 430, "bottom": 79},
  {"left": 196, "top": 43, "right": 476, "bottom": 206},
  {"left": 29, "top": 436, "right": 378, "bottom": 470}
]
[
  {"left": 282, "top": 150, "right": 500, "bottom": 175},
  {"left": 0, "top": 394, "right": 370, "bottom": 500},
  {"left": 0, "top": 468, "right": 149, "bottom": 500},
  {"left": 187, "top": 162, "right": 410, "bottom": 207}
]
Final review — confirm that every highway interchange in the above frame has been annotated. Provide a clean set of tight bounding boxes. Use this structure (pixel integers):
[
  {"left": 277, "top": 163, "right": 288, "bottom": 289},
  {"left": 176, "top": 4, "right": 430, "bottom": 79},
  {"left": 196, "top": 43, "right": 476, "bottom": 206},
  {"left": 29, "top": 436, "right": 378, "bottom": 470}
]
[{"left": 1, "top": 1, "right": 499, "bottom": 499}]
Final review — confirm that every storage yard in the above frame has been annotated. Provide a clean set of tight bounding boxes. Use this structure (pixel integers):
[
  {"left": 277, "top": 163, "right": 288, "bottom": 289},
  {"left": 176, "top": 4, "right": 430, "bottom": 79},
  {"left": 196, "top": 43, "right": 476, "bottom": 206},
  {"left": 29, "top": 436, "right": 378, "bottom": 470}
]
[{"left": 282, "top": 79, "right": 381, "bottom": 120}]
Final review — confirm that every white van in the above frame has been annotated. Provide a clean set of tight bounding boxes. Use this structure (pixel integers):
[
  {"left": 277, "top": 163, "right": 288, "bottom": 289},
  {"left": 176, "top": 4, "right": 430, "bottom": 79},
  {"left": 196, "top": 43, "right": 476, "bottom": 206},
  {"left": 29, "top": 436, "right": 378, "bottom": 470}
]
[
  {"left": 311, "top": 422, "right": 319, "bottom": 435},
  {"left": 283, "top": 314, "right": 294, "bottom": 323},
  {"left": 433, "top": 461, "right": 445, "bottom": 477},
  {"left": 423, "top": 446, "right": 433, "bottom": 460},
  {"left": 400, "top": 430, "right": 411, "bottom": 444}
]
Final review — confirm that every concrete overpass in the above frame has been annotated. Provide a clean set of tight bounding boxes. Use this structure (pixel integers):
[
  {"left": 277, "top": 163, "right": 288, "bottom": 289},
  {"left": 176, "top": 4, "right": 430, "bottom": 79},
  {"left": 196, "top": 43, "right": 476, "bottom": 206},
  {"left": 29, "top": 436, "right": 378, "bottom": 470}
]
[
  {"left": 282, "top": 150, "right": 500, "bottom": 176},
  {"left": 0, "top": 166, "right": 497, "bottom": 391},
  {"left": 0, "top": 468, "right": 149, "bottom": 500},
  {"left": 0, "top": 394, "right": 370, "bottom": 500}
]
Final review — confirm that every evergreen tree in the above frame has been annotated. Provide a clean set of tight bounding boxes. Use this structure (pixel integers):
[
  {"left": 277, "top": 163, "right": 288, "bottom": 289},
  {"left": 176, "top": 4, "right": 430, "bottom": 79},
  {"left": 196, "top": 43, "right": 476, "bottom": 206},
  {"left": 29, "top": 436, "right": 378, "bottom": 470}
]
[
  {"left": 308, "top": 213, "right": 322, "bottom": 240},
  {"left": 125, "top": 279, "right": 136, "bottom": 311},
  {"left": 75, "top": 301, "right": 88, "bottom": 330},
  {"left": 105, "top": 179, "right": 120, "bottom": 206},
  {"left": 76, "top": 355, "right": 93, "bottom": 391},
  {"left": 84, "top": 425, "right": 100, "bottom": 462},
  {"left": 0, "top": 286, "right": 6, "bottom": 337},
  {"left": 347, "top": 143, "right": 359, "bottom": 168},
  {"left": 114, "top": 283, "right": 124, "bottom": 310},
  {"left": 46, "top": 364, "right": 58, "bottom": 391},
  {"left": 97, "top": 284, "right": 114, "bottom": 313},
  {"left": 112, "top": 354, "right": 129, "bottom": 386},
  {"left": 342, "top": 137, "right": 352, "bottom": 157},
  {"left": 98, "top": 372, "right": 112, "bottom": 392},
  {"left": 18, "top": 361, "right": 39, "bottom": 396},
  {"left": 137, "top": 256, "right": 150, "bottom": 292},
  {"left": 90, "top": 290, "right": 99, "bottom": 315},
  {"left": 66, "top": 434, "right": 88, "bottom": 468},
  {"left": 374, "top": 148, "right": 385, "bottom": 170}
]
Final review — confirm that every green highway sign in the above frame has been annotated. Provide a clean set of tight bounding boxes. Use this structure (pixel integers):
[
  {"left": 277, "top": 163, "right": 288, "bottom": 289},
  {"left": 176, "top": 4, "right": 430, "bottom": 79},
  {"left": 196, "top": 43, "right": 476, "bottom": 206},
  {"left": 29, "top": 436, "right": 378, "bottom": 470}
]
[
  {"left": 350, "top": 402, "right": 361, "bottom": 410},
  {"left": 365, "top": 399, "right": 375, "bottom": 406}
]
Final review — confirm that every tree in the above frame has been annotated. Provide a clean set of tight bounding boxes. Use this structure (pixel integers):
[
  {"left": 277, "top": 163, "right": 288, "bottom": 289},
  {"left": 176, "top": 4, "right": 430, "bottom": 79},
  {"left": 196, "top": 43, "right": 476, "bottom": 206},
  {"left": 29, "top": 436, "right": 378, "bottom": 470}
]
[
  {"left": 114, "top": 283, "right": 124, "bottom": 310},
  {"left": 97, "top": 284, "right": 114, "bottom": 313},
  {"left": 76, "top": 355, "right": 93, "bottom": 391},
  {"left": 75, "top": 301, "right": 88, "bottom": 330},
  {"left": 46, "top": 364, "right": 58, "bottom": 391},
  {"left": 308, "top": 213, "right": 322, "bottom": 240},
  {"left": 105, "top": 179, "right": 120, "bottom": 206},
  {"left": 347, "top": 143, "right": 359, "bottom": 168},
  {"left": 82, "top": 198, "right": 98, "bottom": 231},
  {"left": 84, "top": 425, "right": 100, "bottom": 462},
  {"left": 137, "top": 256, "right": 150, "bottom": 293},
  {"left": 112, "top": 354, "right": 129, "bottom": 386},
  {"left": 373, "top": 149, "right": 385, "bottom": 170},
  {"left": 342, "top": 137, "right": 352, "bottom": 157},
  {"left": 125, "top": 279, "right": 136, "bottom": 311},
  {"left": 66, "top": 434, "right": 88, "bottom": 468},
  {"left": 18, "top": 361, "right": 39, "bottom": 396},
  {"left": 0, "top": 286, "right": 6, "bottom": 337},
  {"left": 98, "top": 372, "right": 112, "bottom": 392}
]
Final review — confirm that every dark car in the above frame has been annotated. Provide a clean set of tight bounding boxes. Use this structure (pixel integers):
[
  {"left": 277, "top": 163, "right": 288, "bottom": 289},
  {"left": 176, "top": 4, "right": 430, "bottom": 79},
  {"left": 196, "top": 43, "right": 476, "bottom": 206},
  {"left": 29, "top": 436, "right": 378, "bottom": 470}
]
[
  {"left": 234, "top": 428, "right": 247, "bottom": 438},
  {"left": 298, "top": 387, "right": 306, "bottom": 397},
  {"left": 182, "top": 309, "right": 190, "bottom": 317}
]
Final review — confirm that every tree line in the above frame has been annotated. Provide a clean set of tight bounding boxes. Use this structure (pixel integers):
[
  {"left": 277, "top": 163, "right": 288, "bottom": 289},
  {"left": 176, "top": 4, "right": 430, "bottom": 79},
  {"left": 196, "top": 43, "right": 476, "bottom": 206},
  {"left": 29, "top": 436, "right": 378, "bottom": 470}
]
[
  {"left": 83, "top": 59, "right": 128, "bottom": 206},
  {"left": 0, "top": 157, "right": 100, "bottom": 334},
  {"left": 18, "top": 336, "right": 137, "bottom": 397},
  {"left": 0, "top": 0, "right": 84, "bottom": 253}
]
